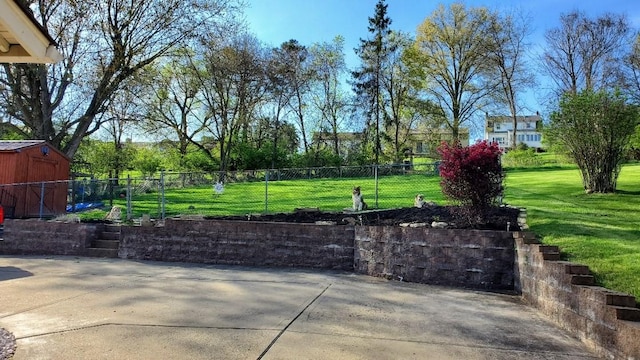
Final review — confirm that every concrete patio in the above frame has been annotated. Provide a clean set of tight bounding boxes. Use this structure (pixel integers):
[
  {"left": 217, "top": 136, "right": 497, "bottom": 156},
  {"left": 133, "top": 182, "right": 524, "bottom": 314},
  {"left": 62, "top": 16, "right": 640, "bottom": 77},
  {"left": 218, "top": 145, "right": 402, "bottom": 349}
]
[{"left": 0, "top": 255, "right": 597, "bottom": 359}]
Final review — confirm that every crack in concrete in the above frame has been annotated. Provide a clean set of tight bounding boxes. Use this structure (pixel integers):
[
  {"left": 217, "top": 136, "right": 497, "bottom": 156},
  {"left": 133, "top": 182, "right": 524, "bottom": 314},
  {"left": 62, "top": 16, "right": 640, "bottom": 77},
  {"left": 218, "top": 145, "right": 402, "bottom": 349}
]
[
  {"left": 14, "top": 323, "right": 279, "bottom": 340},
  {"left": 256, "top": 283, "right": 331, "bottom": 360}
]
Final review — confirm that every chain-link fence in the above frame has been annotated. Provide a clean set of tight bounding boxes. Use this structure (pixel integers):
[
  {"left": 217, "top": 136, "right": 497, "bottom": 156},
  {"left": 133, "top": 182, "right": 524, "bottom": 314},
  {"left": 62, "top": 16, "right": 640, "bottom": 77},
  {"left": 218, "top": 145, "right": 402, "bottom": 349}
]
[{"left": 0, "top": 163, "right": 442, "bottom": 220}]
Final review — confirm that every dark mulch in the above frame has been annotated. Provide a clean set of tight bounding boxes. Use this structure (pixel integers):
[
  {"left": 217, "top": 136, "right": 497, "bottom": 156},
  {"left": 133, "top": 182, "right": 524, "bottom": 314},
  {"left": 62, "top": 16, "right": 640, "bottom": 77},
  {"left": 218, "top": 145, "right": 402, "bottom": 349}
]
[
  {"left": 0, "top": 328, "right": 15, "bottom": 360},
  {"left": 205, "top": 205, "right": 522, "bottom": 231}
]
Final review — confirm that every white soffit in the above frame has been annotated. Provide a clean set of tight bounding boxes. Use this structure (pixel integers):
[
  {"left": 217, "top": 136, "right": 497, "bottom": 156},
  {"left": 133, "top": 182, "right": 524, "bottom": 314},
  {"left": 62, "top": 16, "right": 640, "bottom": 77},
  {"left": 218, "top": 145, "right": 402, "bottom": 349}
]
[{"left": 0, "top": 0, "right": 62, "bottom": 63}]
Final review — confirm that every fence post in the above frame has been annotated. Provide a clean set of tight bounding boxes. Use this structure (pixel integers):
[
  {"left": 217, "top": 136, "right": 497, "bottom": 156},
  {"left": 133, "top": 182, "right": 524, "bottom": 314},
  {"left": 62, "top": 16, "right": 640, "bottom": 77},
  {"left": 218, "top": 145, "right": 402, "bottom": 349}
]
[
  {"left": 39, "top": 181, "right": 45, "bottom": 219},
  {"left": 108, "top": 173, "right": 114, "bottom": 207},
  {"left": 70, "top": 177, "right": 76, "bottom": 213},
  {"left": 264, "top": 171, "right": 269, "bottom": 213},
  {"left": 160, "top": 170, "right": 166, "bottom": 220},
  {"left": 126, "top": 175, "right": 132, "bottom": 221},
  {"left": 374, "top": 165, "right": 380, "bottom": 209}
]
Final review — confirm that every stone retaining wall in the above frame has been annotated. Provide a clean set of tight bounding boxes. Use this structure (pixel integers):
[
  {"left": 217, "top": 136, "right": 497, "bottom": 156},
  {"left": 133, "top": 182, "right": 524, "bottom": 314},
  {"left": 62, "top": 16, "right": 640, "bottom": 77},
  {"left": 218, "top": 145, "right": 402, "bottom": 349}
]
[
  {"left": 354, "top": 226, "right": 514, "bottom": 290},
  {"left": 514, "top": 231, "right": 640, "bottom": 359},
  {"left": 0, "top": 219, "right": 98, "bottom": 256},
  {"left": 118, "top": 219, "right": 355, "bottom": 270},
  {"left": 2, "top": 219, "right": 639, "bottom": 358}
]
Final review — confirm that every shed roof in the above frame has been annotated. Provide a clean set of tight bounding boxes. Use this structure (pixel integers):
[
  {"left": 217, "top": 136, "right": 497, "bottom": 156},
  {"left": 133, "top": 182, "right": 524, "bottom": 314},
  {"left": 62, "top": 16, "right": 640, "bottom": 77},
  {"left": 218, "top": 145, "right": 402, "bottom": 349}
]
[
  {"left": 0, "top": 140, "right": 69, "bottom": 160},
  {"left": 0, "top": 139, "right": 46, "bottom": 151}
]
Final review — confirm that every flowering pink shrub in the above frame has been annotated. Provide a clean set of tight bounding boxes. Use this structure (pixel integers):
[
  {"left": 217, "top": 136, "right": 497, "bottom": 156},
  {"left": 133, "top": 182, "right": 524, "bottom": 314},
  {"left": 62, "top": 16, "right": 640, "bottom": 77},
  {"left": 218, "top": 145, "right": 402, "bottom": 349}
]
[{"left": 437, "top": 140, "right": 504, "bottom": 217}]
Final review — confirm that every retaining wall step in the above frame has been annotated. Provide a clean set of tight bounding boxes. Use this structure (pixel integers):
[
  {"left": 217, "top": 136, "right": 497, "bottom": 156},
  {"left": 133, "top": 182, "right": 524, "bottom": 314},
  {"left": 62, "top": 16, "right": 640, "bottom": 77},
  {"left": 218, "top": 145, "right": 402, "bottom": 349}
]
[
  {"left": 606, "top": 293, "right": 637, "bottom": 307},
  {"left": 86, "top": 248, "right": 118, "bottom": 258},
  {"left": 571, "top": 274, "right": 595, "bottom": 286},
  {"left": 513, "top": 232, "right": 540, "bottom": 244},
  {"left": 542, "top": 252, "right": 561, "bottom": 261},
  {"left": 614, "top": 306, "right": 640, "bottom": 322},
  {"left": 565, "top": 264, "right": 590, "bottom": 275},
  {"left": 539, "top": 245, "right": 560, "bottom": 253},
  {"left": 100, "top": 232, "right": 121, "bottom": 241},
  {"left": 91, "top": 240, "right": 119, "bottom": 249}
]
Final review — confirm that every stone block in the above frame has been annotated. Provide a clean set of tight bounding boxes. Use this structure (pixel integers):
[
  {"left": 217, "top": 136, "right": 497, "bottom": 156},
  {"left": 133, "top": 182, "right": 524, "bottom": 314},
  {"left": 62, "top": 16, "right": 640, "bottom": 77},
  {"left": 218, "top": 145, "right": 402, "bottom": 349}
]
[{"left": 613, "top": 307, "right": 640, "bottom": 322}]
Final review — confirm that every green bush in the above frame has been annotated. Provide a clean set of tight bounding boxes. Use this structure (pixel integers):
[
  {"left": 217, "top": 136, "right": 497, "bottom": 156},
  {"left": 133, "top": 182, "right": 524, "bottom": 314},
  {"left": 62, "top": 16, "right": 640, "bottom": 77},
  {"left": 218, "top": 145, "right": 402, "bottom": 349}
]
[{"left": 502, "top": 148, "right": 543, "bottom": 168}]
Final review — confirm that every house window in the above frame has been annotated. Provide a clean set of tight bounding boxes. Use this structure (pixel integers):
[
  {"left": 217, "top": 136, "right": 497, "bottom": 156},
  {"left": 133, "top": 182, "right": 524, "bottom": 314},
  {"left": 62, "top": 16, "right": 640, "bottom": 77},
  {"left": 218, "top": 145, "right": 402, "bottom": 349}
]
[
  {"left": 416, "top": 142, "right": 423, "bottom": 153},
  {"left": 495, "top": 123, "right": 501, "bottom": 130},
  {"left": 526, "top": 122, "right": 532, "bottom": 129}
]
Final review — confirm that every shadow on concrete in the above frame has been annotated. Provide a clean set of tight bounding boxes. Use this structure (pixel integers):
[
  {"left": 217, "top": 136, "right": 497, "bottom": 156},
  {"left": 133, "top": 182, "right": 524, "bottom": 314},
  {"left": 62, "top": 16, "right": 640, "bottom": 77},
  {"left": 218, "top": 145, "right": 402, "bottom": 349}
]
[{"left": 0, "top": 266, "right": 33, "bottom": 282}]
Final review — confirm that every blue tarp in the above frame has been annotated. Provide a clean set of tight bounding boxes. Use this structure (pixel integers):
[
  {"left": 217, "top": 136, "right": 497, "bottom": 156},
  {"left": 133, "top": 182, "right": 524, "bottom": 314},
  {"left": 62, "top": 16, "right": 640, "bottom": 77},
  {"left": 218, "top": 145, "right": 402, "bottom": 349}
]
[{"left": 66, "top": 202, "right": 105, "bottom": 213}]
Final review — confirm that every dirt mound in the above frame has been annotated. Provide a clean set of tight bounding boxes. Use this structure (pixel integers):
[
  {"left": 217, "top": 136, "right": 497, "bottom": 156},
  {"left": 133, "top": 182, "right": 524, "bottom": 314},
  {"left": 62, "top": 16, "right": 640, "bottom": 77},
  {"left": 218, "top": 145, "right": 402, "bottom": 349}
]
[{"left": 205, "top": 205, "right": 522, "bottom": 231}]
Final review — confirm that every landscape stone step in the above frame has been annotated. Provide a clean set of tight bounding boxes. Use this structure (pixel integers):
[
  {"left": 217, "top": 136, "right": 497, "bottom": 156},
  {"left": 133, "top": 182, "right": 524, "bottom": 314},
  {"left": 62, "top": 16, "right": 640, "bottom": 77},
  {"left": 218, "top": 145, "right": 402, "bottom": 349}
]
[
  {"left": 99, "top": 231, "right": 121, "bottom": 241},
  {"left": 91, "top": 240, "right": 119, "bottom": 249},
  {"left": 103, "top": 224, "right": 121, "bottom": 232},
  {"left": 570, "top": 274, "right": 595, "bottom": 286},
  {"left": 85, "top": 248, "right": 118, "bottom": 258},
  {"left": 613, "top": 306, "right": 640, "bottom": 322},
  {"left": 542, "top": 252, "right": 561, "bottom": 261},
  {"left": 539, "top": 245, "right": 560, "bottom": 253},
  {"left": 606, "top": 293, "right": 637, "bottom": 307}
]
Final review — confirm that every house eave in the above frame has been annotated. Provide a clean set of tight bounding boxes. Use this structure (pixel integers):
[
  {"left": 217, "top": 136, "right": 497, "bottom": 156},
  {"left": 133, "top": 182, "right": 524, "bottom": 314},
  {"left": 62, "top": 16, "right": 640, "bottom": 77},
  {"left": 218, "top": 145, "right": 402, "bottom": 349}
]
[{"left": 0, "top": 0, "right": 63, "bottom": 64}]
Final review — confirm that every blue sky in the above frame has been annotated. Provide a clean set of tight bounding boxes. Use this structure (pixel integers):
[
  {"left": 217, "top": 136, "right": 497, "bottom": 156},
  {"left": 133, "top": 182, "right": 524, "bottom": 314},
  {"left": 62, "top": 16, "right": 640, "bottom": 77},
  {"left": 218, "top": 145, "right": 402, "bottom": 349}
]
[{"left": 244, "top": 0, "right": 640, "bottom": 117}]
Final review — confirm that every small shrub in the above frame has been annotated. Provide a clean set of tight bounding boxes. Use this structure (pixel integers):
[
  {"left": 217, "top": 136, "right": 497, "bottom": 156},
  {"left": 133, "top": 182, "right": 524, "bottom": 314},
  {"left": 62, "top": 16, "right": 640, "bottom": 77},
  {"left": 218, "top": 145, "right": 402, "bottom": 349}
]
[
  {"left": 437, "top": 140, "right": 504, "bottom": 224},
  {"left": 502, "top": 148, "right": 543, "bottom": 168}
]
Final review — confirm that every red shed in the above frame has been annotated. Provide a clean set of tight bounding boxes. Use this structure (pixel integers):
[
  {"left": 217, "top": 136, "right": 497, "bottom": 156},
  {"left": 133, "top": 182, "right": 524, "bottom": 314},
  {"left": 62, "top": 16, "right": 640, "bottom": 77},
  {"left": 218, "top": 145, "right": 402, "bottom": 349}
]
[{"left": 0, "top": 140, "right": 70, "bottom": 218}]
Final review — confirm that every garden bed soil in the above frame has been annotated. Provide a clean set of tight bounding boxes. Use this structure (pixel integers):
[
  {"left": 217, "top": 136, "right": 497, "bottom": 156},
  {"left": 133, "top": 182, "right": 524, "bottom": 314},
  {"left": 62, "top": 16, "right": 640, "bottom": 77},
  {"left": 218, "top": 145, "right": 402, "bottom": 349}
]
[{"left": 205, "top": 205, "right": 522, "bottom": 231}]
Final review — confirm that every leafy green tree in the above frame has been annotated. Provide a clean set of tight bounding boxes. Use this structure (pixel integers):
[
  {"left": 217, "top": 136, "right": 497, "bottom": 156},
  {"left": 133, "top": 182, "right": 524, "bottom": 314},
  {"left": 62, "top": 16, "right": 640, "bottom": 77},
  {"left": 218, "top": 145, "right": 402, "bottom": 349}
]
[
  {"left": 233, "top": 141, "right": 289, "bottom": 170},
  {"left": 132, "top": 147, "right": 163, "bottom": 177},
  {"left": 547, "top": 90, "right": 639, "bottom": 193},
  {"left": 380, "top": 31, "right": 423, "bottom": 163},
  {"left": 231, "top": 117, "right": 299, "bottom": 170},
  {"left": 279, "top": 40, "right": 314, "bottom": 154},
  {"left": 628, "top": 125, "right": 640, "bottom": 160},
  {"left": 309, "top": 36, "right": 349, "bottom": 158},
  {"left": 102, "top": 78, "right": 146, "bottom": 183},
  {"left": 291, "top": 148, "right": 342, "bottom": 168},
  {"left": 140, "top": 51, "right": 209, "bottom": 167},
  {"left": 196, "top": 33, "right": 268, "bottom": 173},
  {"left": 627, "top": 33, "right": 640, "bottom": 104},
  {"left": 76, "top": 139, "right": 136, "bottom": 178},
  {"left": 266, "top": 41, "right": 299, "bottom": 168},
  {"left": 0, "top": 122, "right": 27, "bottom": 140},
  {"left": 182, "top": 149, "right": 219, "bottom": 173},
  {"left": 408, "top": 3, "right": 499, "bottom": 141},
  {"left": 0, "top": 0, "right": 240, "bottom": 159}
]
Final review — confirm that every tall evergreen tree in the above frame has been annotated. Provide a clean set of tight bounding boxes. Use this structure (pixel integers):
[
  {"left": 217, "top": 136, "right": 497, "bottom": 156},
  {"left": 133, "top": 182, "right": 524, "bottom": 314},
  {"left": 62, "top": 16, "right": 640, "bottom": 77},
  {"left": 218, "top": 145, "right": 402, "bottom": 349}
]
[{"left": 352, "top": 0, "right": 393, "bottom": 165}]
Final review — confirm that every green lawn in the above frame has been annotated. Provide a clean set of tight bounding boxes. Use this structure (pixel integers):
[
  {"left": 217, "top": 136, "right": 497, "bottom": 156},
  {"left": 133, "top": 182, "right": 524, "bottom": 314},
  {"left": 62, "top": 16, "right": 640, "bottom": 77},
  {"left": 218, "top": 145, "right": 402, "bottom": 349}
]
[
  {"left": 114, "top": 162, "right": 640, "bottom": 302},
  {"left": 504, "top": 163, "right": 640, "bottom": 302},
  {"left": 115, "top": 173, "right": 446, "bottom": 217}
]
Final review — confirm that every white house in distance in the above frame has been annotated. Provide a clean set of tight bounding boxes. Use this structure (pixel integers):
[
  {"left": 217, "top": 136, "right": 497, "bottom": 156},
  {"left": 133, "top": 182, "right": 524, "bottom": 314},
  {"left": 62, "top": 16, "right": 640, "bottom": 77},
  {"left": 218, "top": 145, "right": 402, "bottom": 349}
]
[{"left": 484, "top": 112, "right": 543, "bottom": 150}]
